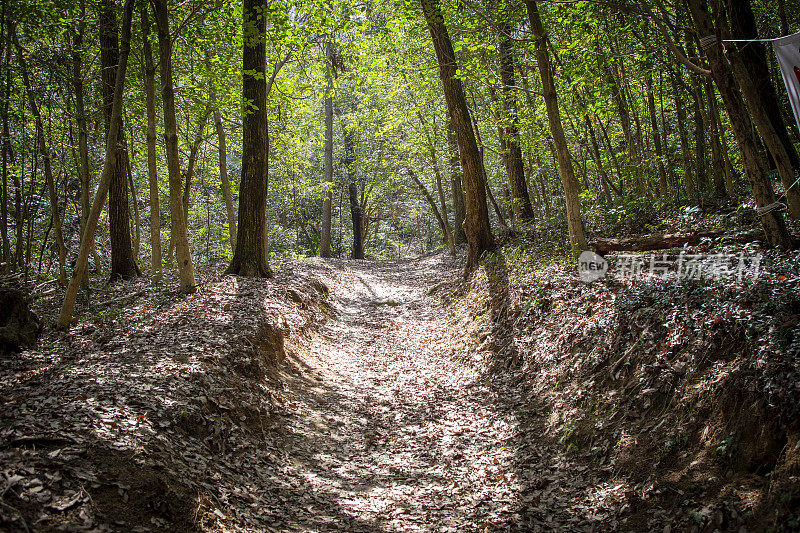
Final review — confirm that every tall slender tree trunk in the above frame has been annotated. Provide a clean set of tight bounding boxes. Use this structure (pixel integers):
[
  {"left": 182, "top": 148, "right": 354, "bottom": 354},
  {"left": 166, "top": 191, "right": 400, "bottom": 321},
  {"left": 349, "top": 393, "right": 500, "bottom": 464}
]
[
  {"left": 10, "top": 23, "right": 67, "bottom": 282},
  {"left": 100, "top": 0, "right": 138, "bottom": 280},
  {"left": 672, "top": 69, "right": 695, "bottom": 204},
  {"left": 12, "top": 90, "right": 22, "bottom": 269},
  {"left": 225, "top": 0, "right": 271, "bottom": 277},
  {"left": 498, "top": 23, "right": 534, "bottom": 221},
  {"left": 126, "top": 153, "right": 141, "bottom": 258},
  {"left": 153, "top": 0, "right": 195, "bottom": 290},
  {"left": 343, "top": 130, "right": 363, "bottom": 259},
  {"left": 705, "top": 80, "right": 728, "bottom": 198},
  {"left": 585, "top": 115, "right": 615, "bottom": 204},
  {"left": 1, "top": 22, "right": 10, "bottom": 266},
  {"left": 408, "top": 169, "right": 450, "bottom": 247},
  {"left": 525, "top": 0, "right": 587, "bottom": 257},
  {"left": 691, "top": 78, "right": 708, "bottom": 198},
  {"left": 417, "top": 115, "right": 454, "bottom": 252},
  {"left": 181, "top": 106, "right": 211, "bottom": 227},
  {"left": 447, "top": 118, "right": 466, "bottom": 244},
  {"left": 141, "top": 7, "right": 161, "bottom": 281},
  {"left": 58, "top": 0, "right": 134, "bottom": 329},
  {"left": 433, "top": 154, "right": 455, "bottom": 254},
  {"left": 646, "top": 72, "right": 669, "bottom": 199},
  {"left": 72, "top": 1, "right": 93, "bottom": 286},
  {"left": 687, "top": 0, "right": 791, "bottom": 248},
  {"left": 319, "top": 41, "right": 334, "bottom": 258},
  {"left": 421, "top": 0, "right": 493, "bottom": 276},
  {"left": 205, "top": 53, "right": 236, "bottom": 253}
]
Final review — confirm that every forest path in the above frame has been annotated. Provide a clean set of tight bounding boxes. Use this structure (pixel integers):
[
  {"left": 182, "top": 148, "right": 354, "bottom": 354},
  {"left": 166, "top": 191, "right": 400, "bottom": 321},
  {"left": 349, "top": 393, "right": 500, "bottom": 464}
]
[{"left": 275, "top": 255, "right": 607, "bottom": 532}]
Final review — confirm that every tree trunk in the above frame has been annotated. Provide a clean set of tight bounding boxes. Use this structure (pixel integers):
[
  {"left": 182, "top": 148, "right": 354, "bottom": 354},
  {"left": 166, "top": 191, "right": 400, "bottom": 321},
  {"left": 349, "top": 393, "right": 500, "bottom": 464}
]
[
  {"left": 691, "top": 77, "right": 708, "bottom": 198},
  {"left": 728, "top": 0, "right": 799, "bottom": 170},
  {"left": 498, "top": 24, "right": 534, "bottom": 221},
  {"left": 225, "top": 0, "right": 271, "bottom": 277},
  {"left": 141, "top": 7, "right": 161, "bottom": 282},
  {"left": 153, "top": 0, "right": 196, "bottom": 290},
  {"left": 421, "top": 0, "right": 493, "bottom": 277},
  {"left": 205, "top": 52, "right": 236, "bottom": 253},
  {"left": 1, "top": 24, "right": 10, "bottom": 266},
  {"left": 705, "top": 80, "right": 728, "bottom": 198},
  {"left": 591, "top": 229, "right": 763, "bottom": 254},
  {"left": 12, "top": 89, "right": 22, "bottom": 270},
  {"left": 672, "top": 69, "right": 695, "bottom": 204},
  {"left": 525, "top": 0, "right": 587, "bottom": 257},
  {"left": 100, "top": 0, "right": 138, "bottom": 280},
  {"left": 126, "top": 152, "right": 141, "bottom": 258},
  {"left": 10, "top": 23, "right": 67, "bottom": 283},
  {"left": 72, "top": 2, "right": 93, "bottom": 286},
  {"left": 687, "top": 0, "right": 791, "bottom": 248},
  {"left": 726, "top": 40, "right": 800, "bottom": 219},
  {"left": 181, "top": 106, "right": 211, "bottom": 227},
  {"left": 343, "top": 130, "right": 363, "bottom": 259},
  {"left": 319, "top": 40, "right": 334, "bottom": 258},
  {"left": 409, "top": 169, "right": 450, "bottom": 247},
  {"left": 646, "top": 72, "right": 669, "bottom": 199},
  {"left": 417, "top": 115, "right": 454, "bottom": 253},
  {"left": 447, "top": 118, "right": 466, "bottom": 244},
  {"left": 585, "top": 115, "right": 615, "bottom": 203},
  {"left": 57, "top": 0, "right": 134, "bottom": 330},
  {"left": 434, "top": 150, "right": 456, "bottom": 254}
]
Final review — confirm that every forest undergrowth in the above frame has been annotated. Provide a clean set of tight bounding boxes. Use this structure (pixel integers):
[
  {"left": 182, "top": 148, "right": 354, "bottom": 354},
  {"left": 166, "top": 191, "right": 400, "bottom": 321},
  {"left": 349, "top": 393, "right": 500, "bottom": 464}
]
[{"left": 446, "top": 229, "right": 800, "bottom": 531}]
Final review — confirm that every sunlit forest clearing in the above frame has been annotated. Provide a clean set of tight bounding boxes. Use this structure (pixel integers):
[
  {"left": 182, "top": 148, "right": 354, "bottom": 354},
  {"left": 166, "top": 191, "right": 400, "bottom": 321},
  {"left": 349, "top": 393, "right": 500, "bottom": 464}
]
[{"left": 2, "top": 0, "right": 800, "bottom": 530}]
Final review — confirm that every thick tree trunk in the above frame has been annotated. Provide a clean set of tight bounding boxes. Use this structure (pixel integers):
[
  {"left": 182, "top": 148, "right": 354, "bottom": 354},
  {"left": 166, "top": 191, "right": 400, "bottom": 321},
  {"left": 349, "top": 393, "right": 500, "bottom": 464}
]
[
  {"left": 153, "top": 0, "right": 196, "bottom": 290},
  {"left": 99, "top": 0, "right": 138, "bottom": 280},
  {"left": 447, "top": 118, "right": 466, "bottom": 244},
  {"left": 591, "top": 229, "right": 763, "bottom": 254},
  {"left": 498, "top": 25, "right": 534, "bottom": 221},
  {"left": 141, "top": 7, "right": 161, "bottom": 282},
  {"left": 225, "top": 0, "right": 272, "bottom": 277},
  {"left": 10, "top": 24, "right": 67, "bottom": 283},
  {"left": 525, "top": 0, "right": 587, "bottom": 256},
  {"left": 728, "top": 0, "right": 799, "bottom": 171},
  {"left": 421, "top": 0, "right": 493, "bottom": 276},
  {"left": 726, "top": 42, "right": 800, "bottom": 219},
  {"left": 687, "top": 0, "right": 791, "bottom": 248},
  {"left": 319, "top": 41, "right": 334, "bottom": 258},
  {"left": 57, "top": 0, "right": 134, "bottom": 330},
  {"left": 205, "top": 53, "right": 236, "bottom": 253}
]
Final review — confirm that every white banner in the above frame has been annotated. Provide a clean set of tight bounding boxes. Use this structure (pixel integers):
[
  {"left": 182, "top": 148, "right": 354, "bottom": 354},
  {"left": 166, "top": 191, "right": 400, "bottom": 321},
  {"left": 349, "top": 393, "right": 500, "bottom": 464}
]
[{"left": 773, "top": 31, "right": 800, "bottom": 132}]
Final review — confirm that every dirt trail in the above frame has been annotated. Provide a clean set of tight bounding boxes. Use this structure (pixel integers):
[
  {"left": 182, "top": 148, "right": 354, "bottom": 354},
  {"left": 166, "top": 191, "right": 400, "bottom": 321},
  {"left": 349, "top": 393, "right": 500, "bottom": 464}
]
[
  {"left": 275, "top": 255, "right": 614, "bottom": 532},
  {"left": 0, "top": 255, "right": 634, "bottom": 532}
]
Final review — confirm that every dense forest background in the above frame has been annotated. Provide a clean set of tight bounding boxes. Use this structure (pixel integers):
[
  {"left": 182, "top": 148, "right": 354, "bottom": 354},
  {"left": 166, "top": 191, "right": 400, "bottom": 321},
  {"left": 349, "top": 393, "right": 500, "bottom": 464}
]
[{"left": 1, "top": 0, "right": 800, "bottom": 291}]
